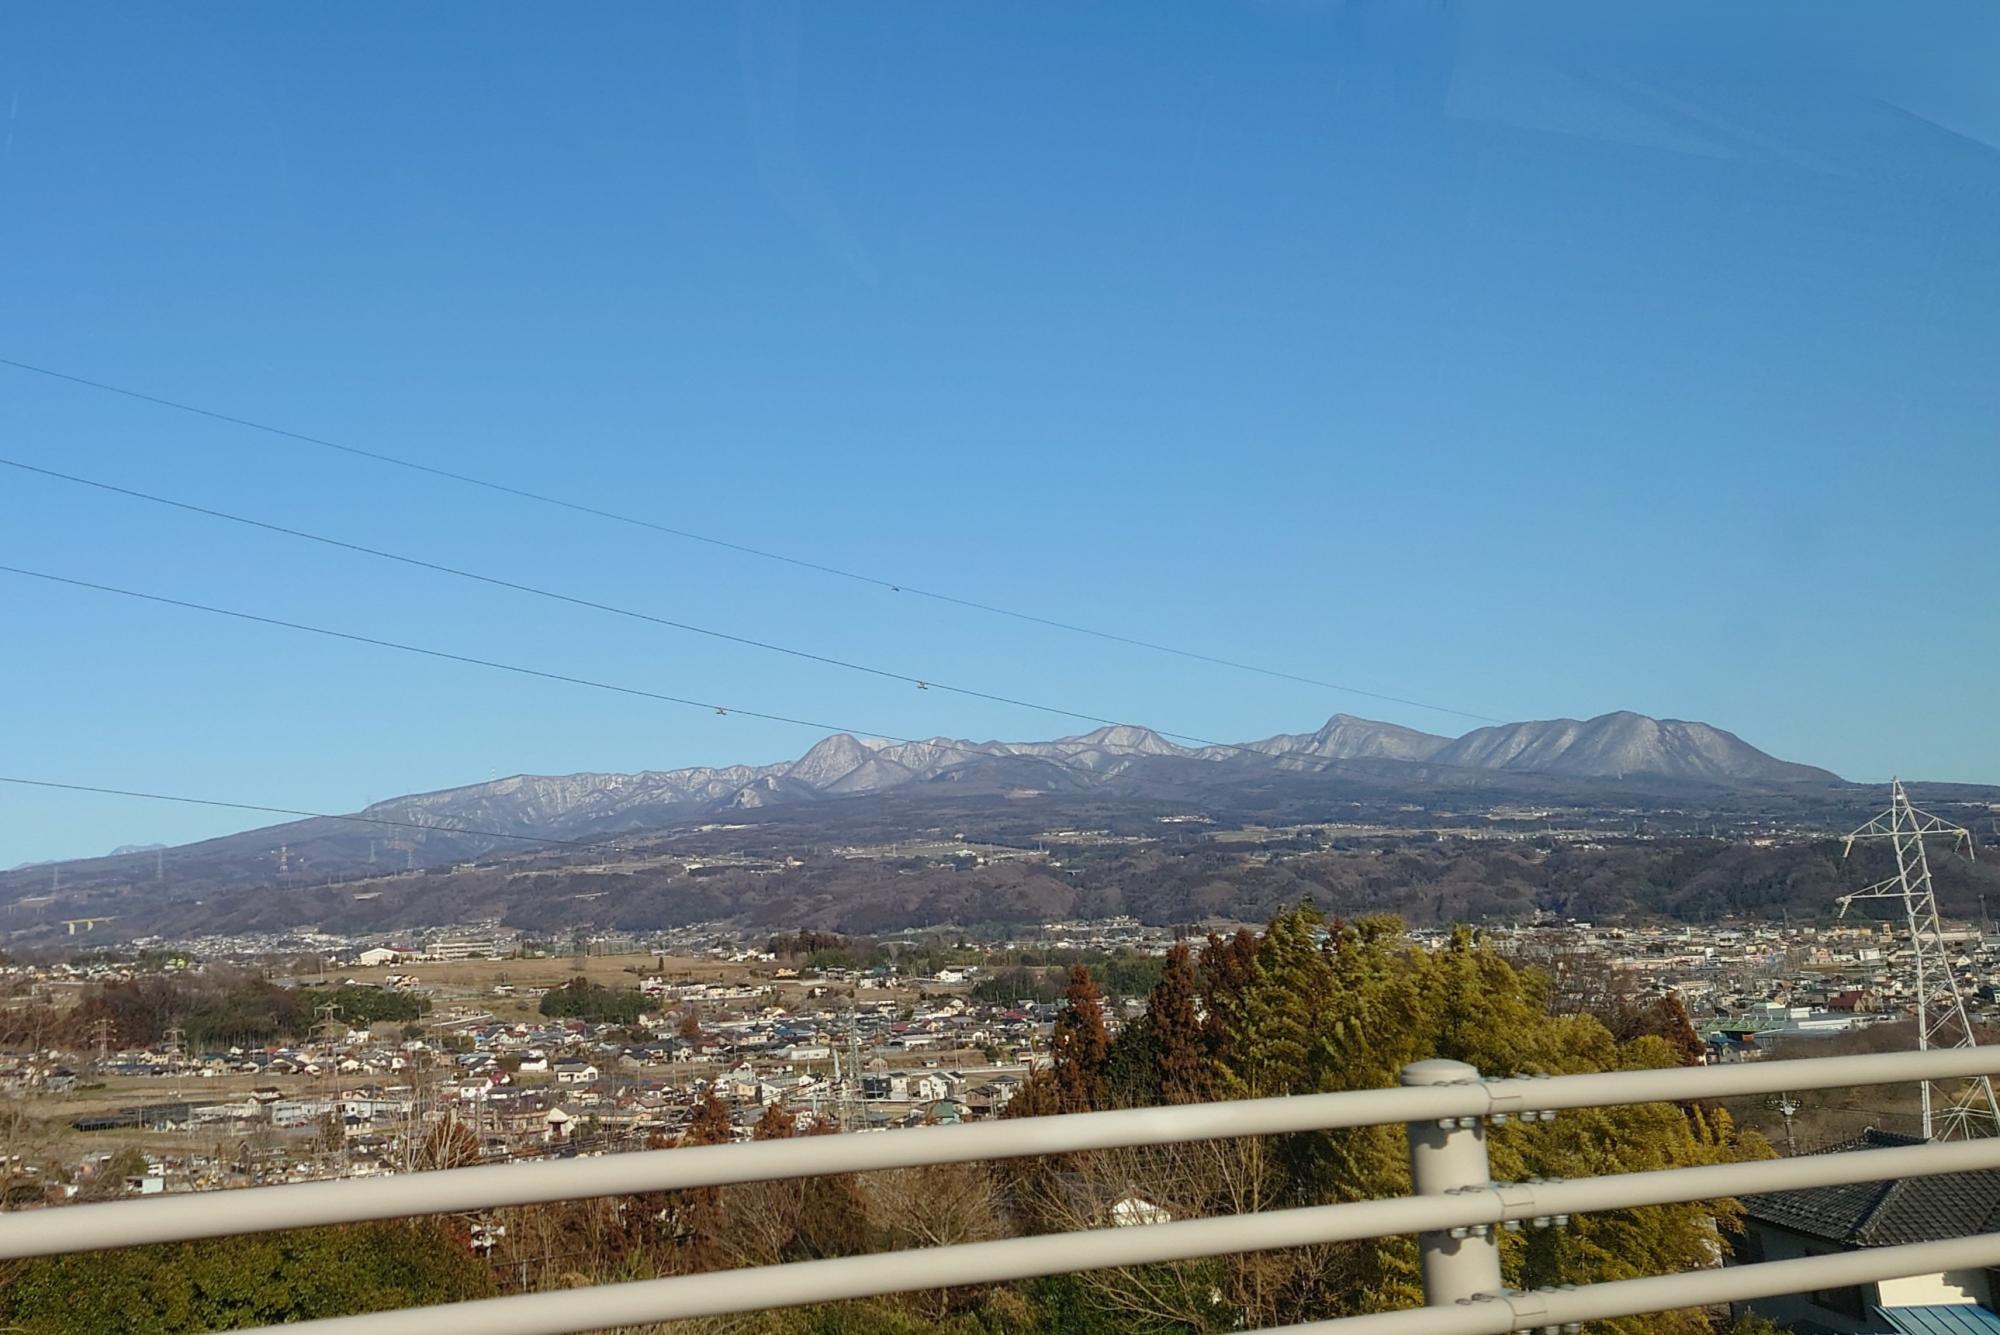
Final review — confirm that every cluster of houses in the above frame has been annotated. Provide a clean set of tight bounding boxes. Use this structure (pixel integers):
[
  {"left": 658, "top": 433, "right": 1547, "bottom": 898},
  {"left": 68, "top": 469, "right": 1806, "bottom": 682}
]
[
  {"left": 1453, "top": 918, "right": 2000, "bottom": 1062},
  {"left": 2, "top": 947, "right": 1077, "bottom": 1204},
  {"left": 17, "top": 913, "right": 2000, "bottom": 1334}
]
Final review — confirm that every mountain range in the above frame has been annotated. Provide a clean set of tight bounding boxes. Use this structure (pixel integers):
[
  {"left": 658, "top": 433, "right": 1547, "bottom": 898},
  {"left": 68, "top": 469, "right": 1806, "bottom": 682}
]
[
  {"left": 0, "top": 710, "right": 1845, "bottom": 917},
  {"left": 353, "top": 710, "right": 1834, "bottom": 844}
]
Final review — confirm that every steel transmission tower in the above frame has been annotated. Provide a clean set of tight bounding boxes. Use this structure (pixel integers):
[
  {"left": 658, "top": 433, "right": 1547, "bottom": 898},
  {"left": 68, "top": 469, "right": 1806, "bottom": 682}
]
[
  {"left": 1836, "top": 780, "right": 1997, "bottom": 1140},
  {"left": 835, "top": 1028, "right": 867, "bottom": 1132}
]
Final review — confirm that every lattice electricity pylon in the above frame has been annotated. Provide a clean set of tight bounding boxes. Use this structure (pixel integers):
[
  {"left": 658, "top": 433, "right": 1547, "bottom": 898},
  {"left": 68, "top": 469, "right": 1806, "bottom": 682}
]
[
  {"left": 836, "top": 1028, "right": 867, "bottom": 1132},
  {"left": 1836, "top": 779, "right": 1997, "bottom": 1140}
]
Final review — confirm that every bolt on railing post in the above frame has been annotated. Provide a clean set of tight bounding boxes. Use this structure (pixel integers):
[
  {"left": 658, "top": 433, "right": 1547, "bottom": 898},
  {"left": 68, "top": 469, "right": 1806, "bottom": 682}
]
[{"left": 1401, "top": 1058, "right": 1502, "bottom": 1307}]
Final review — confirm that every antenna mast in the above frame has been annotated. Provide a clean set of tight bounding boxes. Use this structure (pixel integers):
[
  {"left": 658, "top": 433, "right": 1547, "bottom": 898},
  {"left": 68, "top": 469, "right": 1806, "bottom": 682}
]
[{"left": 1836, "top": 780, "right": 1996, "bottom": 1140}]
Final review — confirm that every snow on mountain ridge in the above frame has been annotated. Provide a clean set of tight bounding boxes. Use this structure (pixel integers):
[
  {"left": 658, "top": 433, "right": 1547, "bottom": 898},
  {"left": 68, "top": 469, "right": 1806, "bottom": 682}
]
[{"left": 352, "top": 711, "right": 1835, "bottom": 845}]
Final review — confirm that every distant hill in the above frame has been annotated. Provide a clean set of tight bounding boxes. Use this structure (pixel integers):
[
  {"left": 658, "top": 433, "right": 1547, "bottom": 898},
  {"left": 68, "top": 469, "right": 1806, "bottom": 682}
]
[
  {"left": 1429, "top": 712, "right": 1838, "bottom": 785},
  {"left": 340, "top": 710, "right": 1836, "bottom": 847},
  {"left": 0, "top": 709, "right": 1864, "bottom": 932},
  {"left": 13, "top": 705, "right": 1999, "bottom": 943},
  {"left": 1207, "top": 713, "right": 1452, "bottom": 764}
]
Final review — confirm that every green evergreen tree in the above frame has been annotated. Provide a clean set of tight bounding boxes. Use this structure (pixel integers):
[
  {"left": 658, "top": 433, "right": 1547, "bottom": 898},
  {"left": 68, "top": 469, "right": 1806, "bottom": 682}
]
[
  {"left": 1196, "top": 928, "right": 1258, "bottom": 1071},
  {"left": 1070, "top": 909, "right": 1773, "bottom": 1330},
  {"left": 0, "top": 1220, "right": 491, "bottom": 1333},
  {"left": 1223, "top": 903, "right": 1335, "bottom": 1099}
]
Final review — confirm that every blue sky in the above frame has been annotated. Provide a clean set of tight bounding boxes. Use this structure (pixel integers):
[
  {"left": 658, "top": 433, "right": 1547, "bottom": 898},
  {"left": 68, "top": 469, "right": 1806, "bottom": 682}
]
[{"left": 4, "top": 2, "right": 1997, "bottom": 865}]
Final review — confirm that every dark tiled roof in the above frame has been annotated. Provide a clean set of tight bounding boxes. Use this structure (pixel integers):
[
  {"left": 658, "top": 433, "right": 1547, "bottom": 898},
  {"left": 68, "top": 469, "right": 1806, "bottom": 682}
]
[{"left": 1743, "top": 1128, "right": 2000, "bottom": 1246}]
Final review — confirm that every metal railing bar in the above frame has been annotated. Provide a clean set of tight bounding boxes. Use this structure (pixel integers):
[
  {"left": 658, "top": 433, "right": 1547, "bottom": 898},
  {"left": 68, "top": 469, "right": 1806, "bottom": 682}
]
[
  {"left": 218, "top": 1136, "right": 2000, "bottom": 1335},
  {"left": 5, "top": 1044, "right": 1991, "bottom": 1260},
  {"left": 1267, "top": 1230, "right": 2000, "bottom": 1334}
]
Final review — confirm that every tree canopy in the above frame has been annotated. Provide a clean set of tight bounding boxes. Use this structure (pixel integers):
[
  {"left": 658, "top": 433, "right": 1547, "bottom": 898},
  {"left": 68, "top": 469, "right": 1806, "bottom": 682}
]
[
  {"left": 537, "top": 977, "right": 649, "bottom": 1024},
  {"left": 0, "top": 1220, "right": 491, "bottom": 1333},
  {"left": 62, "top": 973, "right": 425, "bottom": 1049},
  {"left": 1010, "top": 906, "right": 1771, "bottom": 1332}
]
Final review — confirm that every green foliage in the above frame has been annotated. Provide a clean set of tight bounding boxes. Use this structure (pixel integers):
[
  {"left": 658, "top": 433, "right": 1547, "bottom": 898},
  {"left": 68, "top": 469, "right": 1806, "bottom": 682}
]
[
  {"left": 971, "top": 966, "right": 1067, "bottom": 1006},
  {"left": 297, "top": 983, "right": 428, "bottom": 1028},
  {"left": 66, "top": 973, "right": 423, "bottom": 1049},
  {"left": 695, "top": 1264, "right": 1113, "bottom": 1334},
  {"left": 1091, "top": 954, "right": 1167, "bottom": 1000},
  {"left": 537, "top": 976, "right": 649, "bottom": 1024},
  {"left": 1222, "top": 903, "right": 1335, "bottom": 1100},
  {"left": 69, "top": 972, "right": 312, "bottom": 1049},
  {"left": 1055, "top": 905, "right": 1775, "bottom": 1330},
  {"left": 970, "top": 952, "right": 1167, "bottom": 1007},
  {"left": 0, "top": 1220, "right": 492, "bottom": 1333}
]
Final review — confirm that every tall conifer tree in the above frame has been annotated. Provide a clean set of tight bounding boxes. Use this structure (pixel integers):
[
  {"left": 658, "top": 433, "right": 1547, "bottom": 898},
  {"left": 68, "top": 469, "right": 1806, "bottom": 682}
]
[
  {"left": 1148, "top": 942, "right": 1209, "bottom": 1105},
  {"left": 1051, "top": 962, "right": 1110, "bottom": 1113}
]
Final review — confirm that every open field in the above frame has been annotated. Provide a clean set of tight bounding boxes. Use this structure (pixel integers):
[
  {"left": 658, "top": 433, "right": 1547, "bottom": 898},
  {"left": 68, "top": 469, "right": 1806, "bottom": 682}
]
[{"left": 284, "top": 951, "right": 761, "bottom": 992}]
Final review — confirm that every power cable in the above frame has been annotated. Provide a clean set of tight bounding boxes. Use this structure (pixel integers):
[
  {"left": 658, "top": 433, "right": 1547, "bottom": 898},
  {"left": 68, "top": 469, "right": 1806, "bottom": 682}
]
[
  {"left": 0, "top": 776, "right": 613, "bottom": 849},
  {"left": 0, "top": 357, "right": 1502, "bottom": 724},
  {"left": 0, "top": 563, "right": 898, "bottom": 736},
  {"left": 0, "top": 561, "right": 1485, "bottom": 778},
  {"left": 0, "top": 456, "right": 1158, "bottom": 737},
  {"left": 0, "top": 555, "right": 1554, "bottom": 887}
]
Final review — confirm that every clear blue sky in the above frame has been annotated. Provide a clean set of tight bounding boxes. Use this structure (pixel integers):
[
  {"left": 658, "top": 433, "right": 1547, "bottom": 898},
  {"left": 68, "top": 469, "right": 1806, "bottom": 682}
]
[{"left": 4, "top": 2, "right": 1997, "bottom": 865}]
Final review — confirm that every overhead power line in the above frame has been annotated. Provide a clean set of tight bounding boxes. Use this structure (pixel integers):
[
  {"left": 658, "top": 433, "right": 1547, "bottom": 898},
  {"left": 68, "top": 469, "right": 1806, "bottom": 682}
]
[
  {"left": 0, "top": 564, "right": 886, "bottom": 738},
  {"left": 0, "top": 776, "right": 613, "bottom": 849},
  {"left": 0, "top": 558, "right": 1519, "bottom": 865},
  {"left": 0, "top": 562, "right": 1495, "bottom": 782},
  {"left": 0, "top": 455, "right": 1141, "bottom": 736},
  {"left": 0, "top": 357, "right": 1502, "bottom": 725}
]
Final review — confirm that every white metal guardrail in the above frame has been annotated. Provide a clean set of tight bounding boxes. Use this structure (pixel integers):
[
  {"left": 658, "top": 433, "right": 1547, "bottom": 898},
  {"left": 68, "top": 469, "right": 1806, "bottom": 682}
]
[{"left": 5, "top": 1045, "right": 1997, "bottom": 1335}]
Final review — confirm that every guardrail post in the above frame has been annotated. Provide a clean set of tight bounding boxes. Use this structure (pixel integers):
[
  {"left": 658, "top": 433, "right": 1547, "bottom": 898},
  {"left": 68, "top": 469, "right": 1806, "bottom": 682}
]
[{"left": 1402, "top": 1058, "right": 1502, "bottom": 1307}]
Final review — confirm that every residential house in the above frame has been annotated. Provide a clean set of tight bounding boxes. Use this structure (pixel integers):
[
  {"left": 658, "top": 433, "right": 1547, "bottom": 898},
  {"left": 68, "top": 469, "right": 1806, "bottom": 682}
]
[
  {"left": 911, "top": 1072, "right": 958, "bottom": 1103},
  {"left": 1734, "top": 1129, "right": 2000, "bottom": 1332}
]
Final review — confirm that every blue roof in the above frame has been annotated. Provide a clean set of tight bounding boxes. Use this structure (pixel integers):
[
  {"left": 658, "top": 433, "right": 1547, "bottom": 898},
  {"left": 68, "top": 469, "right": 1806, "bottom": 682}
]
[{"left": 1877, "top": 1305, "right": 2000, "bottom": 1335}]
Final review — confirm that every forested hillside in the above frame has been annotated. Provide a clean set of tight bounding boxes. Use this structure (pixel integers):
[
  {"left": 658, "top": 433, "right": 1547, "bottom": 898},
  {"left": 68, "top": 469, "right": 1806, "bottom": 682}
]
[{"left": 91, "top": 828, "right": 2000, "bottom": 941}]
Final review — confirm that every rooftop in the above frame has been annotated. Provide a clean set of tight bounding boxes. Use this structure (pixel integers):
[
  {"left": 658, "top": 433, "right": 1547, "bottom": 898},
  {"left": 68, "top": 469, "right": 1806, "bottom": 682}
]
[{"left": 1743, "top": 1128, "right": 2000, "bottom": 1246}]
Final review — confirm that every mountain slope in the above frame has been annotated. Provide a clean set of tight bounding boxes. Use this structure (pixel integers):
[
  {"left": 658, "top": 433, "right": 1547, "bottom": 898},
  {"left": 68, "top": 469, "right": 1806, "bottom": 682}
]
[
  {"left": 1216, "top": 714, "right": 1452, "bottom": 764},
  {"left": 1430, "top": 712, "right": 1838, "bottom": 783},
  {"left": 0, "top": 710, "right": 1845, "bottom": 912}
]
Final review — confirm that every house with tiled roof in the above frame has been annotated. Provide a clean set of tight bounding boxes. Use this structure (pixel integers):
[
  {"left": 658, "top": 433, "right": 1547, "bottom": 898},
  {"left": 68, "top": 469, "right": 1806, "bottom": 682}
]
[{"left": 1733, "top": 1129, "right": 2000, "bottom": 1332}]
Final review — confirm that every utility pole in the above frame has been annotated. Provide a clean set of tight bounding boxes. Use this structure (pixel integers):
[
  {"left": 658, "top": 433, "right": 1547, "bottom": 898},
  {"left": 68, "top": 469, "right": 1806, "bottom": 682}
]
[
  {"left": 1768, "top": 1093, "right": 1801, "bottom": 1155},
  {"left": 1836, "top": 780, "right": 1997, "bottom": 1140}
]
